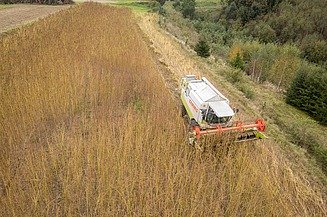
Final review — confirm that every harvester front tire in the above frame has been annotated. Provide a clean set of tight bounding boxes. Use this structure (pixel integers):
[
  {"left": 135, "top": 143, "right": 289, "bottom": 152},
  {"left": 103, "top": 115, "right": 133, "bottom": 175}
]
[
  {"left": 190, "top": 119, "right": 198, "bottom": 128},
  {"left": 181, "top": 105, "right": 187, "bottom": 117}
]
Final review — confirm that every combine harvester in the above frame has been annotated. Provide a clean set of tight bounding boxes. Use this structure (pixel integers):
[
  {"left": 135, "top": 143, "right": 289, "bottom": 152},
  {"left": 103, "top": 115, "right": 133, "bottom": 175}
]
[{"left": 181, "top": 75, "right": 266, "bottom": 147}]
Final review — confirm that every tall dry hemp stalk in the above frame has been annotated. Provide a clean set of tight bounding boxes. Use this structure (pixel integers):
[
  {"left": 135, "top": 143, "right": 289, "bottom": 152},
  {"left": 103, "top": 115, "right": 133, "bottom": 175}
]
[{"left": 0, "top": 3, "right": 326, "bottom": 216}]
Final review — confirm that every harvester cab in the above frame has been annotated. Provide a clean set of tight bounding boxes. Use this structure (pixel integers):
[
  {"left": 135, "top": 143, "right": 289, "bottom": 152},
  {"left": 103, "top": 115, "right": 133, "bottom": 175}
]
[{"left": 180, "top": 75, "right": 266, "bottom": 146}]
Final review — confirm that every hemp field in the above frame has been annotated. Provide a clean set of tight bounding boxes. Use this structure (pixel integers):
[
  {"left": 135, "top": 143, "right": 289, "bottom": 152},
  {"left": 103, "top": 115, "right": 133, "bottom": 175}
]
[{"left": 0, "top": 3, "right": 326, "bottom": 216}]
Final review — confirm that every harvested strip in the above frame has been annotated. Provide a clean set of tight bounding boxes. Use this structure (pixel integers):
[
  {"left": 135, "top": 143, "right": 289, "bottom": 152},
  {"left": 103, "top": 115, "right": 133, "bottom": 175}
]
[{"left": 0, "top": 5, "right": 69, "bottom": 34}]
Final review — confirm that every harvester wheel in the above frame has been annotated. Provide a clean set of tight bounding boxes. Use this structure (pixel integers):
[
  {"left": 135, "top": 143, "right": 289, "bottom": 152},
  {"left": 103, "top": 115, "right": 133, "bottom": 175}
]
[
  {"left": 181, "top": 105, "right": 187, "bottom": 117},
  {"left": 256, "top": 119, "right": 266, "bottom": 132},
  {"left": 190, "top": 119, "right": 198, "bottom": 128}
]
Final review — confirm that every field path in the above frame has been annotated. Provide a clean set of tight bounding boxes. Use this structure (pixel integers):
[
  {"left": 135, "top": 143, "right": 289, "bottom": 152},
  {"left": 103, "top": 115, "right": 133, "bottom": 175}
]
[
  {"left": 0, "top": 4, "right": 69, "bottom": 34},
  {"left": 138, "top": 14, "right": 202, "bottom": 79}
]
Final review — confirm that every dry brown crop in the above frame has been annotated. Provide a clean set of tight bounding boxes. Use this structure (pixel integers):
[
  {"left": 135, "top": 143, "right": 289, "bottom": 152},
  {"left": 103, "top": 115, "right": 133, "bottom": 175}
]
[{"left": 0, "top": 3, "right": 326, "bottom": 216}]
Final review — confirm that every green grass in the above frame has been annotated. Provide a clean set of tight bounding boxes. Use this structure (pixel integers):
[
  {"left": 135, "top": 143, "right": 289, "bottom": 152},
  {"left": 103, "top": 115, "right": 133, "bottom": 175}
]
[
  {"left": 196, "top": 0, "right": 220, "bottom": 3},
  {"left": 111, "top": 0, "right": 151, "bottom": 13},
  {"left": 73, "top": 1, "right": 151, "bottom": 13},
  {"left": 0, "top": 4, "right": 13, "bottom": 10},
  {"left": 196, "top": 0, "right": 221, "bottom": 9}
]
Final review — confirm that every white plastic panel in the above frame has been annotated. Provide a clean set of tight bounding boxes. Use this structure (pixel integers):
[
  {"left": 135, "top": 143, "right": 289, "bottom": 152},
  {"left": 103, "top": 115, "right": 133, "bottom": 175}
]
[{"left": 209, "top": 101, "right": 234, "bottom": 117}]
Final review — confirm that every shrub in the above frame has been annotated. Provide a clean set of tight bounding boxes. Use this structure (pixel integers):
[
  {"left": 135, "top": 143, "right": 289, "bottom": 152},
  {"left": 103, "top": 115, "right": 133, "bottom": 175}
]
[
  {"left": 228, "top": 42, "right": 243, "bottom": 60},
  {"left": 150, "top": 1, "right": 166, "bottom": 15},
  {"left": 286, "top": 64, "right": 327, "bottom": 125},
  {"left": 172, "top": 0, "right": 181, "bottom": 9},
  {"left": 181, "top": 0, "right": 196, "bottom": 19},
  {"left": 230, "top": 52, "right": 245, "bottom": 70},
  {"left": 194, "top": 40, "right": 210, "bottom": 58},
  {"left": 150, "top": 1, "right": 161, "bottom": 11},
  {"left": 301, "top": 34, "right": 327, "bottom": 65},
  {"left": 238, "top": 83, "right": 255, "bottom": 99},
  {"left": 268, "top": 44, "right": 301, "bottom": 89},
  {"left": 228, "top": 69, "right": 244, "bottom": 84},
  {"left": 252, "top": 21, "right": 277, "bottom": 43},
  {"left": 232, "top": 41, "right": 300, "bottom": 87},
  {"left": 225, "top": 1, "right": 237, "bottom": 20},
  {"left": 156, "top": 0, "right": 166, "bottom": 6}
]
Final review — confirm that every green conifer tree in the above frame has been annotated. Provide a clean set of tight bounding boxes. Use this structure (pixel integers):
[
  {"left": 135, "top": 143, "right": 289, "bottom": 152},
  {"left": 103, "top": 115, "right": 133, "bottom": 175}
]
[{"left": 194, "top": 40, "right": 211, "bottom": 58}]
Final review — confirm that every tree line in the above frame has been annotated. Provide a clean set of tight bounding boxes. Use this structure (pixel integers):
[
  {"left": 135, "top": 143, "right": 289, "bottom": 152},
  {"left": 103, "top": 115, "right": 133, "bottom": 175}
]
[
  {"left": 223, "top": 0, "right": 327, "bottom": 65},
  {"left": 223, "top": 0, "right": 327, "bottom": 124}
]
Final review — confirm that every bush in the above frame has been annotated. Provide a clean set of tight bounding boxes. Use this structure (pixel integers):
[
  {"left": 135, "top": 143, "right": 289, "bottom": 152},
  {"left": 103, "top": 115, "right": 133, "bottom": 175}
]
[
  {"left": 156, "top": 0, "right": 166, "bottom": 6},
  {"left": 150, "top": 1, "right": 161, "bottom": 11},
  {"left": 301, "top": 34, "right": 327, "bottom": 65},
  {"left": 194, "top": 40, "right": 210, "bottom": 58},
  {"left": 252, "top": 21, "right": 277, "bottom": 43},
  {"left": 230, "top": 52, "right": 245, "bottom": 70},
  {"left": 238, "top": 84, "right": 255, "bottom": 99},
  {"left": 173, "top": 0, "right": 181, "bottom": 9},
  {"left": 228, "top": 69, "right": 244, "bottom": 84},
  {"left": 228, "top": 42, "right": 244, "bottom": 67},
  {"left": 232, "top": 41, "right": 300, "bottom": 87},
  {"left": 181, "top": 0, "right": 196, "bottom": 19},
  {"left": 286, "top": 64, "right": 327, "bottom": 125},
  {"left": 268, "top": 44, "right": 301, "bottom": 89}
]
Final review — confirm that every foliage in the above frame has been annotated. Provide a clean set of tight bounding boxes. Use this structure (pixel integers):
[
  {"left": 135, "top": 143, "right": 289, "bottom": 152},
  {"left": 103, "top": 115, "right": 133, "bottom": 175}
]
[
  {"left": 238, "top": 83, "right": 255, "bottom": 99},
  {"left": 287, "top": 64, "right": 327, "bottom": 125},
  {"left": 224, "top": 0, "right": 282, "bottom": 24},
  {"left": 230, "top": 52, "right": 244, "bottom": 70},
  {"left": 194, "top": 39, "right": 210, "bottom": 57},
  {"left": 171, "top": 0, "right": 196, "bottom": 19},
  {"left": 156, "top": 0, "right": 166, "bottom": 6},
  {"left": 150, "top": 1, "right": 166, "bottom": 14},
  {"left": 268, "top": 44, "right": 301, "bottom": 89},
  {"left": 300, "top": 34, "right": 327, "bottom": 65},
  {"left": 172, "top": 0, "right": 326, "bottom": 122},
  {"left": 221, "top": 0, "right": 327, "bottom": 66},
  {"left": 180, "top": 0, "right": 196, "bottom": 19},
  {"left": 227, "top": 68, "right": 244, "bottom": 84},
  {"left": 228, "top": 43, "right": 246, "bottom": 71},
  {"left": 229, "top": 41, "right": 301, "bottom": 89},
  {"left": 228, "top": 42, "right": 243, "bottom": 61},
  {"left": 172, "top": 0, "right": 181, "bottom": 9},
  {"left": 251, "top": 21, "right": 276, "bottom": 43}
]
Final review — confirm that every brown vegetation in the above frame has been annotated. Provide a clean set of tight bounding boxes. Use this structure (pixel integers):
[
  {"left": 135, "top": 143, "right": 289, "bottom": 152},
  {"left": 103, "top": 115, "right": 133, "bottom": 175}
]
[{"left": 0, "top": 3, "right": 326, "bottom": 216}]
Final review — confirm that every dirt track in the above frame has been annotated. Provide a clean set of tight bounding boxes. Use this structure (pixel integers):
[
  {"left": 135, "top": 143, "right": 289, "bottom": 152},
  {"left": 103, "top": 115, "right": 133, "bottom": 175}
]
[{"left": 0, "top": 5, "right": 69, "bottom": 34}]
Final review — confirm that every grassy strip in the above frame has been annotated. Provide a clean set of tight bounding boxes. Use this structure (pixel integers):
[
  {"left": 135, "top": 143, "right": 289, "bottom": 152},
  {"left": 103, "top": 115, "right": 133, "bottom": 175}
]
[
  {"left": 111, "top": 0, "right": 151, "bottom": 13},
  {"left": 0, "top": 4, "right": 13, "bottom": 9}
]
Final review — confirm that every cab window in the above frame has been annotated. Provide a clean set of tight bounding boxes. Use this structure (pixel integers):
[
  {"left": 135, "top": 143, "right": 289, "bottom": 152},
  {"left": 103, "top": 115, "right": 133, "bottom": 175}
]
[{"left": 206, "top": 108, "right": 231, "bottom": 124}]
